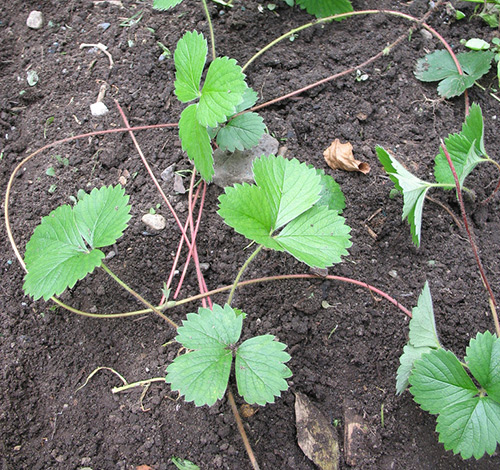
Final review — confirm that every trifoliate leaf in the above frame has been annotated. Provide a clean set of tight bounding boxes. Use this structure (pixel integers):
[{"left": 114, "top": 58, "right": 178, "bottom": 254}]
[
  {"left": 415, "top": 50, "right": 494, "bottom": 98},
  {"left": 166, "top": 304, "right": 243, "bottom": 407},
  {"left": 436, "top": 396, "right": 500, "bottom": 459},
  {"left": 409, "top": 348, "right": 477, "bottom": 415},
  {"left": 295, "top": 0, "right": 353, "bottom": 18},
  {"left": 216, "top": 113, "right": 265, "bottom": 152},
  {"left": 465, "top": 331, "right": 500, "bottom": 402},
  {"left": 217, "top": 183, "right": 284, "bottom": 251},
  {"left": 313, "top": 167, "right": 346, "bottom": 213},
  {"left": 408, "top": 281, "right": 440, "bottom": 349},
  {"left": 174, "top": 31, "right": 207, "bottom": 103},
  {"left": 396, "top": 344, "right": 434, "bottom": 395},
  {"left": 196, "top": 57, "right": 247, "bottom": 127},
  {"left": 175, "top": 304, "right": 243, "bottom": 351},
  {"left": 218, "top": 155, "right": 351, "bottom": 267},
  {"left": 23, "top": 185, "right": 131, "bottom": 301},
  {"left": 153, "top": 0, "right": 184, "bottom": 10},
  {"left": 178, "top": 104, "right": 214, "bottom": 181},
  {"left": 275, "top": 205, "right": 351, "bottom": 268},
  {"left": 235, "top": 335, "right": 292, "bottom": 405},
  {"left": 166, "top": 348, "right": 233, "bottom": 407},
  {"left": 434, "top": 103, "right": 488, "bottom": 188},
  {"left": 376, "top": 146, "right": 432, "bottom": 247},
  {"left": 253, "top": 155, "right": 322, "bottom": 229}
]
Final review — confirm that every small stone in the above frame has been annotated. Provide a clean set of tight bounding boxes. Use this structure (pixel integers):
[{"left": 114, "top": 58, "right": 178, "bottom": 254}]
[
  {"left": 419, "top": 29, "right": 433, "bottom": 41},
  {"left": 173, "top": 174, "right": 186, "bottom": 194},
  {"left": 90, "top": 102, "right": 109, "bottom": 117},
  {"left": 161, "top": 164, "right": 175, "bottom": 182},
  {"left": 98, "top": 22, "right": 110, "bottom": 31},
  {"left": 199, "top": 262, "right": 210, "bottom": 272},
  {"left": 142, "top": 213, "right": 166, "bottom": 231},
  {"left": 27, "top": 11, "right": 43, "bottom": 29}
]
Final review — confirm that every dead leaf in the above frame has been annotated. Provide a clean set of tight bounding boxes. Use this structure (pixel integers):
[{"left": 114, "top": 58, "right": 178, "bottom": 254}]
[
  {"left": 323, "top": 139, "right": 370, "bottom": 174},
  {"left": 136, "top": 465, "right": 154, "bottom": 470},
  {"left": 240, "top": 403, "right": 257, "bottom": 418},
  {"left": 295, "top": 392, "right": 339, "bottom": 470}
]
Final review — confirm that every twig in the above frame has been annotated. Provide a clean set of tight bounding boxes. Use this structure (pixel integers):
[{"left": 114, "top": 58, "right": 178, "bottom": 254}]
[{"left": 80, "top": 43, "right": 114, "bottom": 69}]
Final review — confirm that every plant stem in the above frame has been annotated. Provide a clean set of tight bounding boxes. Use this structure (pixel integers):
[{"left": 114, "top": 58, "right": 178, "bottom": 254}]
[
  {"left": 227, "top": 245, "right": 263, "bottom": 305},
  {"left": 440, "top": 141, "right": 500, "bottom": 337},
  {"left": 101, "top": 263, "right": 179, "bottom": 329},
  {"left": 227, "top": 387, "right": 261, "bottom": 470},
  {"left": 112, "top": 377, "right": 166, "bottom": 393},
  {"left": 201, "top": 0, "right": 216, "bottom": 60}
]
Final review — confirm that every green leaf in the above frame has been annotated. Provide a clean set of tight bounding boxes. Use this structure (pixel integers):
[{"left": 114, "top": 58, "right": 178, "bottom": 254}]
[
  {"left": 218, "top": 155, "right": 351, "bottom": 267},
  {"left": 275, "top": 205, "right": 351, "bottom": 268},
  {"left": 409, "top": 281, "right": 440, "bottom": 349},
  {"left": 74, "top": 185, "right": 131, "bottom": 248},
  {"left": 235, "top": 335, "right": 292, "bottom": 405},
  {"left": 376, "top": 146, "right": 432, "bottom": 247},
  {"left": 178, "top": 104, "right": 214, "bottom": 181},
  {"left": 166, "top": 304, "right": 243, "bottom": 407},
  {"left": 23, "top": 185, "right": 131, "bottom": 301},
  {"left": 234, "top": 86, "right": 259, "bottom": 113},
  {"left": 216, "top": 113, "right": 266, "bottom": 152},
  {"left": 171, "top": 457, "right": 200, "bottom": 470},
  {"left": 409, "top": 348, "right": 478, "bottom": 415},
  {"left": 465, "top": 331, "right": 500, "bottom": 402},
  {"left": 153, "top": 0, "right": 184, "bottom": 10},
  {"left": 165, "top": 348, "right": 233, "bottom": 407},
  {"left": 415, "top": 50, "right": 494, "bottom": 98},
  {"left": 313, "top": 167, "right": 346, "bottom": 213},
  {"left": 397, "top": 344, "right": 434, "bottom": 395},
  {"left": 174, "top": 31, "right": 207, "bottom": 103},
  {"left": 295, "top": 0, "right": 353, "bottom": 18},
  {"left": 196, "top": 57, "right": 247, "bottom": 127},
  {"left": 434, "top": 103, "right": 488, "bottom": 188},
  {"left": 253, "top": 155, "right": 322, "bottom": 229},
  {"left": 436, "top": 397, "right": 500, "bottom": 459},
  {"left": 175, "top": 304, "right": 242, "bottom": 351},
  {"left": 217, "top": 183, "right": 284, "bottom": 251}
]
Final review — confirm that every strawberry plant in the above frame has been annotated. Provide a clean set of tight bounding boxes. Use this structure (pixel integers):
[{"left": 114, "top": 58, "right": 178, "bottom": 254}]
[
  {"left": 397, "top": 282, "right": 500, "bottom": 459},
  {"left": 377, "top": 103, "right": 499, "bottom": 246}
]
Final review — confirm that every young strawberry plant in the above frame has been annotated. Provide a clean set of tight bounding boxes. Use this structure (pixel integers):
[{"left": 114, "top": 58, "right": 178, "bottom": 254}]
[
  {"left": 397, "top": 282, "right": 500, "bottom": 459},
  {"left": 376, "top": 103, "right": 499, "bottom": 246}
]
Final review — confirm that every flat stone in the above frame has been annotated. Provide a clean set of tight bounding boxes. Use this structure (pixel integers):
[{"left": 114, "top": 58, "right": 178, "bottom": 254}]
[
  {"left": 212, "top": 133, "right": 279, "bottom": 188},
  {"left": 141, "top": 213, "right": 166, "bottom": 231},
  {"left": 160, "top": 164, "right": 175, "bottom": 182},
  {"left": 27, "top": 11, "right": 43, "bottom": 29}
]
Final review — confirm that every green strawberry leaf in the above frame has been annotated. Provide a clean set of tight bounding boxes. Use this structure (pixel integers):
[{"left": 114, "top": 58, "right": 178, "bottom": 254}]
[
  {"left": 376, "top": 146, "right": 432, "bottom": 247},
  {"left": 436, "top": 396, "right": 500, "bottom": 459},
  {"left": 217, "top": 183, "right": 284, "bottom": 251},
  {"left": 234, "top": 86, "right": 259, "bottom": 113},
  {"left": 434, "top": 103, "right": 488, "bottom": 188},
  {"left": 397, "top": 344, "right": 435, "bottom": 395},
  {"left": 465, "top": 331, "right": 500, "bottom": 402},
  {"left": 216, "top": 113, "right": 266, "bottom": 152},
  {"left": 23, "top": 185, "right": 131, "bottom": 301},
  {"left": 153, "top": 0, "right": 184, "bottom": 10},
  {"left": 253, "top": 155, "right": 322, "bottom": 229},
  {"left": 275, "top": 205, "right": 351, "bottom": 268},
  {"left": 415, "top": 50, "right": 494, "bottom": 98},
  {"left": 396, "top": 281, "right": 441, "bottom": 394},
  {"left": 218, "top": 155, "right": 351, "bottom": 267},
  {"left": 166, "top": 348, "right": 233, "bottom": 407},
  {"left": 408, "top": 281, "right": 440, "bottom": 349},
  {"left": 174, "top": 31, "right": 207, "bottom": 103},
  {"left": 235, "top": 335, "right": 292, "bottom": 405},
  {"left": 196, "top": 57, "right": 247, "bottom": 127},
  {"left": 178, "top": 104, "right": 214, "bottom": 181},
  {"left": 295, "top": 0, "right": 353, "bottom": 18},
  {"left": 175, "top": 304, "right": 243, "bottom": 351},
  {"left": 409, "top": 348, "right": 477, "bottom": 415}
]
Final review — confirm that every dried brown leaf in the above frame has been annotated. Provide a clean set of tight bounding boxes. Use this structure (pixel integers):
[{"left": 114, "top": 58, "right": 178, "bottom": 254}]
[{"left": 323, "top": 139, "right": 370, "bottom": 174}]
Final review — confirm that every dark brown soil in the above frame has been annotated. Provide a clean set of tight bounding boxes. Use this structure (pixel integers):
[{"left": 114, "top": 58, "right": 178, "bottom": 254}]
[{"left": 2, "top": 1, "right": 500, "bottom": 469}]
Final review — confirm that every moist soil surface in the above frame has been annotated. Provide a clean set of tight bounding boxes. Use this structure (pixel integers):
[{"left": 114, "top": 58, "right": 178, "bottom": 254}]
[{"left": 2, "top": 1, "right": 500, "bottom": 469}]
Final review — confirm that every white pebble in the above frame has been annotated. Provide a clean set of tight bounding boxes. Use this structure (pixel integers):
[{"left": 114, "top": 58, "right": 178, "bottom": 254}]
[
  {"left": 90, "top": 101, "right": 109, "bottom": 117},
  {"left": 142, "top": 213, "right": 166, "bottom": 231},
  {"left": 27, "top": 11, "right": 44, "bottom": 29}
]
